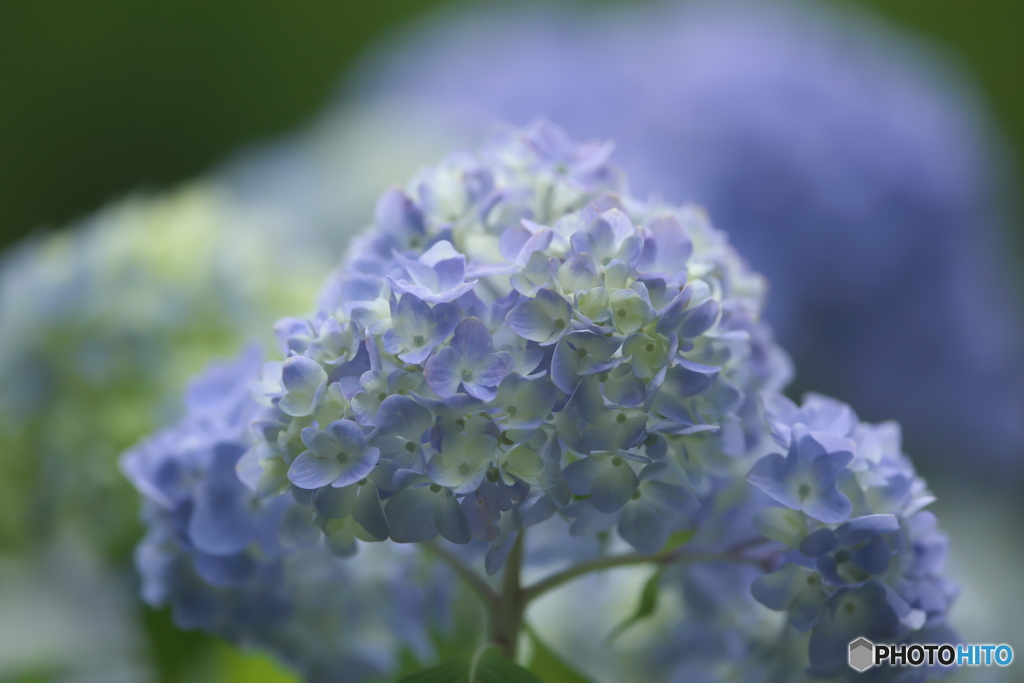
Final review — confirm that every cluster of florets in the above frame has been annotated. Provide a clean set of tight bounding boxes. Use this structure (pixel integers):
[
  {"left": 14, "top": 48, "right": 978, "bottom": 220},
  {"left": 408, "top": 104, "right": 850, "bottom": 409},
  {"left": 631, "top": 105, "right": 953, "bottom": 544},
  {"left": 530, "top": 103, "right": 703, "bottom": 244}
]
[
  {"left": 236, "top": 121, "right": 789, "bottom": 574},
  {"left": 747, "top": 393, "right": 958, "bottom": 677},
  {"left": 125, "top": 122, "right": 956, "bottom": 680},
  {"left": 123, "top": 349, "right": 452, "bottom": 682}
]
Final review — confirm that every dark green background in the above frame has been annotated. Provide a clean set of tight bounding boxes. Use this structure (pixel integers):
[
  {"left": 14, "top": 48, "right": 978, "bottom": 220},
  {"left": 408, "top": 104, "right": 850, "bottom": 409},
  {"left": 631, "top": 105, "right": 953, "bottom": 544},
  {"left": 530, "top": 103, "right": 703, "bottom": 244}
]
[{"left": 0, "top": 0, "right": 1021, "bottom": 248}]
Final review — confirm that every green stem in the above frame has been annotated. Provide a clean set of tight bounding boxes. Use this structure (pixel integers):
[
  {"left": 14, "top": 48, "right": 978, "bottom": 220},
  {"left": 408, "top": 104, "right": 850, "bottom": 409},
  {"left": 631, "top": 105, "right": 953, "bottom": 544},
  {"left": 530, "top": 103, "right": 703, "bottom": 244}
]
[
  {"left": 490, "top": 531, "right": 526, "bottom": 659},
  {"left": 426, "top": 533, "right": 773, "bottom": 663},
  {"left": 522, "top": 539, "right": 772, "bottom": 603}
]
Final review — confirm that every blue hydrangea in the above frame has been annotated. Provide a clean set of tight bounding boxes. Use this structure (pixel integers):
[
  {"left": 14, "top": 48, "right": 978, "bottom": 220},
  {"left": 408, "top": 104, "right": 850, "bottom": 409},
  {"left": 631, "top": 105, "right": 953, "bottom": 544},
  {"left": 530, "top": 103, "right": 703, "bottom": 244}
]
[
  {"left": 628, "top": 395, "right": 956, "bottom": 682},
  {"left": 347, "top": 0, "right": 1024, "bottom": 474},
  {"left": 127, "top": 123, "right": 958, "bottom": 680},
  {"left": 746, "top": 393, "right": 958, "bottom": 678},
  {"left": 123, "top": 348, "right": 454, "bottom": 682},
  {"left": 239, "top": 120, "right": 791, "bottom": 577}
]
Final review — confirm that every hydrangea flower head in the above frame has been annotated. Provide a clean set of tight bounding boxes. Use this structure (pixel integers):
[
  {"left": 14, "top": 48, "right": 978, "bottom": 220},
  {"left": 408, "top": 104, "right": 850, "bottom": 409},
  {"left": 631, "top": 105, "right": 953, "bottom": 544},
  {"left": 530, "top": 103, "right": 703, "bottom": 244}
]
[
  {"left": 240, "top": 120, "right": 790, "bottom": 573},
  {"left": 126, "top": 122, "right": 956, "bottom": 681},
  {"left": 748, "top": 393, "right": 957, "bottom": 677}
]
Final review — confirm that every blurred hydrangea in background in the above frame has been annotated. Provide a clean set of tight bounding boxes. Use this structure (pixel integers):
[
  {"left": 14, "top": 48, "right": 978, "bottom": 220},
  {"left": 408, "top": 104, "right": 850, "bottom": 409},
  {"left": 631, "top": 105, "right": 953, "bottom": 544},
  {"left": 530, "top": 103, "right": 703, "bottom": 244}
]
[
  {"left": 0, "top": 186, "right": 327, "bottom": 552},
  {"left": 346, "top": 0, "right": 1024, "bottom": 477},
  {"left": 0, "top": 185, "right": 338, "bottom": 680}
]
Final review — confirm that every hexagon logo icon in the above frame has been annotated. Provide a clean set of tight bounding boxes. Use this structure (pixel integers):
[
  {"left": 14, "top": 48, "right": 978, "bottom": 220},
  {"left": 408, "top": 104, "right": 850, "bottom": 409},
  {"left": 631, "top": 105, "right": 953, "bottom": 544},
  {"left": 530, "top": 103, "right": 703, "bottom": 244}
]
[{"left": 849, "top": 638, "right": 875, "bottom": 672}]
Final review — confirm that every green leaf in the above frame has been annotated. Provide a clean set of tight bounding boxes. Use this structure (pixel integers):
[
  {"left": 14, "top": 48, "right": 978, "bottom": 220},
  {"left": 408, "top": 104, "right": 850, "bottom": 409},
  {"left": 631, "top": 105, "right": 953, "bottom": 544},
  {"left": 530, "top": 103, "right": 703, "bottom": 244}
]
[
  {"left": 525, "top": 625, "right": 594, "bottom": 683},
  {"left": 215, "top": 641, "right": 298, "bottom": 682},
  {"left": 661, "top": 528, "right": 695, "bottom": 552},
  {"left": 606, "top": 567, "right": 663, "bottom": 642},
  {"left": 397, "top": 646, "right": 543, "bottom": 683}
]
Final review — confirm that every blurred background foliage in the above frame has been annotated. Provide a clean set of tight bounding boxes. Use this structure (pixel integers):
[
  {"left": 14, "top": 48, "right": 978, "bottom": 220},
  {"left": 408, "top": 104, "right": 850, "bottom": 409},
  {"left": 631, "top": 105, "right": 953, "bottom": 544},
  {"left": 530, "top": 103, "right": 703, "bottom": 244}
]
[{"left": 0, "top": 0, "right": 1021, "bottom": 254}]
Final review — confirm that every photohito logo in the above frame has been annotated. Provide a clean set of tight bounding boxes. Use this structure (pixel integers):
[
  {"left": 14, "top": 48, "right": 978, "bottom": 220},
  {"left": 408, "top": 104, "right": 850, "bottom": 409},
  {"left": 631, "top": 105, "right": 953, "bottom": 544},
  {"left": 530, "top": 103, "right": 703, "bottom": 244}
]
[
  {"left": 849, "top": 638, "right": 1014, "bottom": 672},
  {"left": 848, "top": 638, "right": 874, "bottom": 672}
]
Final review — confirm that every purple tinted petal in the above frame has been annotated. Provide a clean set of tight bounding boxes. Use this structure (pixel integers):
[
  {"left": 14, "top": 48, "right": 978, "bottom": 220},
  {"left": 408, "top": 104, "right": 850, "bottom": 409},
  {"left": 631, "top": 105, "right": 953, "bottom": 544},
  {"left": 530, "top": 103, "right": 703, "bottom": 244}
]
[
  {"left": 188, "top": 445, "right": 255, "bottom": 555},
  {"left": 333, "top": 446, "right": 380, "bottom": 489},
  {"left": 747, "top": 453, "right": 799, "bottom": 509},
  {"left": 558, "top": 252, "right": 599, "bottom": 290},
  {"left": 810, "top": 451, "right": 854, "bottom": 486},
  {"left": 192, "top": 553, "right": 256, "bottom": 587},
  {"left": 375, "top": 395, "right": 434, "bottom": 440},
  {"left": 450, "top": 317, "right": 495, "bottom": 359},
  {"left": 515, "top": 227, "right": 555, "bottom": 266},
  {"left": 375, "top": 187, "right": 424, "bottom": 235},
  {"left": 803, "top": 486, "right": 853, "bottom": 525},
  {"left": 433, "top": 257, "right": 467, "bottom": 293},
  {"left": 395, "top": 293, "right": 434, "bottom": 334},
  {"left": 799, "top": 528, "right": 839, "bottom": 557},
  {"left": 299, "top": 426, "right": 336, "bottom": 459},
  {"left": 461, "top": 482, "right": 509, "bottom": 542},
  {"left": 401, "top": 258, "right": 440, "bottom": 291},
  {"left": 381, "top": 328, "right": 406, "bottom": 357},
  {"left": 325, "top": 419, "right": 369, "bottom": 455},
  {"left": 472, "top": 354, "right": 508, "bottom": 388},
  {"left": 462, "top": 382, "right": 498, "bottom": 402},
  {"left": 678, "top": 298, "right": 720, "bottom": 338},
  {"left": 423, "top": 281, "right": 478, "bottom": 303},
  {"left": 431, "top": 302, "right": 462, "bottom": 339},
  {"left": 640, "top": 215, "right": 693, "bottom": 275},
  {"left": 499, "top": 224, "right": 531, "bottom": 263},
  {"left": 852, "top": 537, "right": 892, "bottom": 576},
  {"left": 288, "top": 450, "right": 343, "bottom": 489},
  {"left": 838, "top": 514, "right": 900, "bottom": 543},
  {"left": 550, "top": 338, "right": 581, "bottom": 393},
  {"left": 569, "top": 231, "right": 596, "bottom": 258},
  {"left": 423, "top": 347, "right": 462, "bottom": 397}
]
